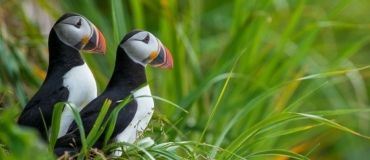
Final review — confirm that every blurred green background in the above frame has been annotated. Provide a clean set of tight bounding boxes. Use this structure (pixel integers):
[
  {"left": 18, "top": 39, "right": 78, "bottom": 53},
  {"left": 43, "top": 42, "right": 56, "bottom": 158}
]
[{"left": 1, "top": 0, "right": 370, "bottom": 159}]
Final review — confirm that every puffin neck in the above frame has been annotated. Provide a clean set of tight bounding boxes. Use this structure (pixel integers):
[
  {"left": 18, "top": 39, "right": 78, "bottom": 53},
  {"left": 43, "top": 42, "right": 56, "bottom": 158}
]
[
  {"left": 46, "top": 29, "right": 84, "bottom": 76},
  {"left": 106, "top": 47, "right": 147, "bottom": 92}
]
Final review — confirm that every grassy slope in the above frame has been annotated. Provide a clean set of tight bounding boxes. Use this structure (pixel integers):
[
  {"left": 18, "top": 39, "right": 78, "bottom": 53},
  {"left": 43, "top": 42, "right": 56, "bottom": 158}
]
[{"left": 1, "top": 0, "right": 370, "bottom": 159}]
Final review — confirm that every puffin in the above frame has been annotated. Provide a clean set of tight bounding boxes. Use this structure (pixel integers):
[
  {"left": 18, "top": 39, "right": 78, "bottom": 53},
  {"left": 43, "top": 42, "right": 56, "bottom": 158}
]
[
  {"left": 54, "top": 30, "right": 173, "bottom": 156},
  {"left": 17, "top": 13, "right": 106, "bottom": 140}
]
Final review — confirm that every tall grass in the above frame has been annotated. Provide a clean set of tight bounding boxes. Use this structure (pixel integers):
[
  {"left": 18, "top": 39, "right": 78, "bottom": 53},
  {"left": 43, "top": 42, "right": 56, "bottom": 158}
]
[{"left": 1, "top": 0, "right": 370, "bottom": 159}]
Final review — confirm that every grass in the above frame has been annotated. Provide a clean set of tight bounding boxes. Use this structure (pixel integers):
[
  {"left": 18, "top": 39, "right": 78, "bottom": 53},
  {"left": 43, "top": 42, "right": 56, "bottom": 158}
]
[{"left": 1, "top": 0, "right": 370, "bottom": 159}]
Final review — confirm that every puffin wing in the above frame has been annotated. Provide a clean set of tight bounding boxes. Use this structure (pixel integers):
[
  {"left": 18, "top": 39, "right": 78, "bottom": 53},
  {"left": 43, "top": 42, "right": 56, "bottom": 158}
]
[
  {"left": 55, "top": 96, "right": 138, "bottom": 150},
  {"left": 17, "top": 87, "right": 69, "bottom": 137},
  {"left": 110, "top": 99, "right": 138, "bottom": 137}
]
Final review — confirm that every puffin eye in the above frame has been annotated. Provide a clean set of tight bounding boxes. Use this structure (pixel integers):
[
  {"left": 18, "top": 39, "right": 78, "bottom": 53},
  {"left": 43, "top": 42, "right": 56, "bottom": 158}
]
[
  {"left": 142, "top": 34, "right": 150, "bottom": 44},
  {"left": 75, "top": 19, "right": 82, "bottom": 28}
]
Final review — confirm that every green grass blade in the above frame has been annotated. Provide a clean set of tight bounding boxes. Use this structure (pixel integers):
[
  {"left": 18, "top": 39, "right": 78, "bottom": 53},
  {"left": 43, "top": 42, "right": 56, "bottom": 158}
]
[
  {"left": 282, "top": 81, "right": 328, "bottom": 112},
  {"left": 245, "top": 149, "right": 309, "bottom": 160},
  {"left": 38, "top": 108, "right": 49, "bottom": 142},
  {"left": 242, "top": 124, "right": 323, "bottom": 151},
  {"left": 48, "top": 102, "right": 65, "bottom": 151},
  {"left": 305, "top": 143, "right": 320, "bottom": 157},
  {"left": 148, "top": 149, "right": 181, "bottom": 160},
  {"left": 86, "top": 99, "right": 112, "bottom": 148},
  {"left": 103, "top": 96, "right": 132, "bottom": 147},
  {"left": 297, "top": 113, "right": 370, "bottom": 140},
  {"left": 307, "top": 109, "right": 370, "bottom": 116},
  {"left": 296, "top": 65, "right": 370, "bottom": 81},
  {"left": 141, "top": 95, "right": 188, "bottom": 114},
  {"left": 173, "top": 71, "right": 244, "bottom": 118},
  {"left": 260, "top": 123, "right": 323, "bottom": 137}
]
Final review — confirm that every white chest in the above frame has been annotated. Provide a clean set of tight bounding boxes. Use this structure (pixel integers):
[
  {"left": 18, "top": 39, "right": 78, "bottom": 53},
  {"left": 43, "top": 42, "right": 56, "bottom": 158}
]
[
  {"left": 115, "top": 85, "right": 154, "bottom": 144},
  {"left": 56, "top": 63, "right": 97, "bottom": 138},
  {"left": 62, "top": 63, "right": 97, "bottom": 107}
]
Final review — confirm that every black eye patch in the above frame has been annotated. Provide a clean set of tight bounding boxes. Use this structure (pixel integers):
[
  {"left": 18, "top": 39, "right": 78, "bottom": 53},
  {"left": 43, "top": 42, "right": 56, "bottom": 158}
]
[
  {"left": 75, "top": 18, "right": 82, "bottom": 28},
  {"left": 142, "top": 34, "right": 150, "bottom": 44}
]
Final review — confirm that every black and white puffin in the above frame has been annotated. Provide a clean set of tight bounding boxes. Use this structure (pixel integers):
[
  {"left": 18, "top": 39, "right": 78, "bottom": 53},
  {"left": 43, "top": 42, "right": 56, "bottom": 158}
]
[
  {"left": 54, "top": 30, "right": 173, "bottom": 156},
  {"left": 17, "top": 13, "right": 106, "bottom": 140}
]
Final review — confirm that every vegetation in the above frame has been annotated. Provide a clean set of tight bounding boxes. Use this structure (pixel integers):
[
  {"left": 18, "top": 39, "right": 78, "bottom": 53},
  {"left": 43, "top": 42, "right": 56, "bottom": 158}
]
[{"left": 1, "top": 0, "right": 370, "bottom": 159}]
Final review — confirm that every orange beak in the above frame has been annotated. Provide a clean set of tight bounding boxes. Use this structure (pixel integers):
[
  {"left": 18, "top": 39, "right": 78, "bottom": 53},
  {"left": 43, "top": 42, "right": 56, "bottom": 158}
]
[
  {"left": 149, "top": 40, "right": 173, "bottom": 69},
  {"left": 82, "top": 25, "right": 106, "bottom": 54}
]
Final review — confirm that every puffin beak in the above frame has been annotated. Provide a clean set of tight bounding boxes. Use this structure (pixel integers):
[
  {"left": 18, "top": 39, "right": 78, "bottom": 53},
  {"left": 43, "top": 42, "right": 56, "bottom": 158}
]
[
  {"left": 82, "top": 25, "right": 106, "bottom": 54},
  {"left": 149, "top": 40, "right": 173, "bottom": 69}
]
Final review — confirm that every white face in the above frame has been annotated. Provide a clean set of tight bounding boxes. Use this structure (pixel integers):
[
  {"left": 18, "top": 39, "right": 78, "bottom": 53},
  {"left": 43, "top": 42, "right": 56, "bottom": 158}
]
[
  {"left": 53, "top": 16, "right": 92, "bottom": 50},
  {"left": 119, "top": 31, "right": 160, "bottom": 66}
]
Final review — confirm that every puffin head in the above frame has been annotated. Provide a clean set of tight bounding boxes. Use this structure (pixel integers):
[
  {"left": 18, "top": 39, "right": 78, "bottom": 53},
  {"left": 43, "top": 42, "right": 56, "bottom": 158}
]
[
  {"left": 119, "top": 30, "right": 173, "bottom": 69},
  {"left": 52, "top": 13, "right": 106, "bottom": 54}
]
